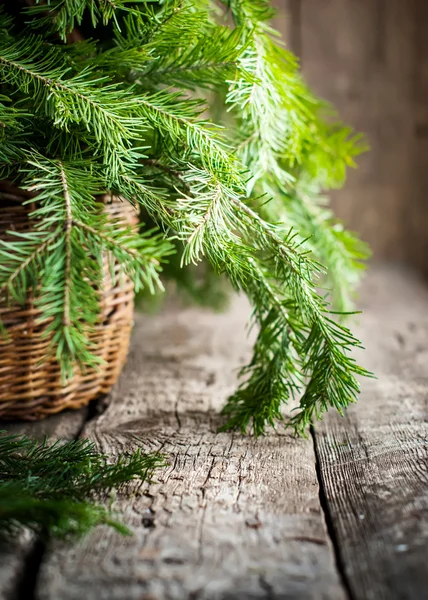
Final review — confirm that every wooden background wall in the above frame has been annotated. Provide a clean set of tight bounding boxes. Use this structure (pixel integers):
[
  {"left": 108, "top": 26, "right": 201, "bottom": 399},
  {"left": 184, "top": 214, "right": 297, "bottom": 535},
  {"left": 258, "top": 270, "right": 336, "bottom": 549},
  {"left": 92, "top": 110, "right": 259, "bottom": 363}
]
[{"left": 274, "top": 0, "right": 428, "bottom": 272}]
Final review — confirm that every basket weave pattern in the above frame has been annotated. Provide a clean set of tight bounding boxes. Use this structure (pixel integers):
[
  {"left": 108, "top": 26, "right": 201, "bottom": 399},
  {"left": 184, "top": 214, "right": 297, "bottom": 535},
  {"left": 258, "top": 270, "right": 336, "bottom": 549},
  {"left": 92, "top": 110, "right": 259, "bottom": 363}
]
[{"left": 0, "top": 190, "right": 138, "bottom": 420}]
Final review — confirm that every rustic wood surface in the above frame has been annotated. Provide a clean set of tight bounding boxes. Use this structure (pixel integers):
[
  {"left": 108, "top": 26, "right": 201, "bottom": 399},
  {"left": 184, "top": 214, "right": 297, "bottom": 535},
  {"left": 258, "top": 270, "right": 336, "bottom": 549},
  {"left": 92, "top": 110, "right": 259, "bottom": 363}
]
[
  {"left": 314, "top": 266, "right": 428, "bottom": 600},
  {"left": 36, "top": 297, "right": 345, "bottom": 600},
  {"left": 275, "top": 0, "right": 428, "bottom": 272},
  {"left": 0, "top": 410, "right": 88, "bottom": 600},
  {"left": 1, "top": 265, "right": 427, "bottom": 600}
]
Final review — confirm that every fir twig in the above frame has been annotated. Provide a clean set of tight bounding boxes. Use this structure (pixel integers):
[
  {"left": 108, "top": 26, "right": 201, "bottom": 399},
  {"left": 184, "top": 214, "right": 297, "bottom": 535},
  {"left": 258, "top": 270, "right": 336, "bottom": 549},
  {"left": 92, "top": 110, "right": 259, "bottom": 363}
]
[
  {"left": 0, "top": 0, "right": 372, "bottom": 436},
  {"left": 60, "top": 162, "right": 72, "bottom": 328},
  {"left": 0, "top": 432, "right": 166, "bottom": 539}
]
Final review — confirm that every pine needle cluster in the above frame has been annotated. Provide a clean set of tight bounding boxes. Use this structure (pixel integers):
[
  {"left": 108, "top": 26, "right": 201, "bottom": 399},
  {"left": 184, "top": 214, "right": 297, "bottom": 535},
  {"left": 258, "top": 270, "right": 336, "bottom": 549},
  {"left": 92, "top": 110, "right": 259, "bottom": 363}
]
[
  {"left": 0, "top": 431, "right": 165, "bottom": 538},
  {"left": 0, "top": 0, "right": 371, "bottom": 435}
]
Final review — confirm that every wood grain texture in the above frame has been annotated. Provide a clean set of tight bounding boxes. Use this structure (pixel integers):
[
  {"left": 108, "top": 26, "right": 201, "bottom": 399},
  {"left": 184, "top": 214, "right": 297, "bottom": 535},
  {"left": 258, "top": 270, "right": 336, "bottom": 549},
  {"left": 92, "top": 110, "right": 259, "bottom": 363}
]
[
  {"left": 314, "top": 265, "right": 428, "bottom": 600},
  {"left": 298, "top": 0, "right": 414, "bottom": 261},
  {"left": 3, "top": 267, "right": 428, "bottom": 599},
  {"left": 0, "top": 410, "right": 88, "bottom": 600},
  {"left": 37, "top": 298, "right": 345, "bottom": 600},
  {"left": 0, "top": 533, "right": 32, "bottom": 600},
  {"left": 2, "top": 408, "right": 88, "bottom": 440},
  {"left": 274, "top": 0, "right": 428, "bottom": 270},
  {"left": 409, "top": 0, "right": 428, "bottom": 273}
]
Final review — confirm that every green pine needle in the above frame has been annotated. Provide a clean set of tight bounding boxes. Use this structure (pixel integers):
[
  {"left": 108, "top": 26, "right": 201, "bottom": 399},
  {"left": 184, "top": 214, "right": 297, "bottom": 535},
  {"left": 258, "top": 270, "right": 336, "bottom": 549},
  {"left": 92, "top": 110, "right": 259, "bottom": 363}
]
[
  {"left": 0, "top": 0, "right": 372, "bottom": 436},
  {"left": 0, "top": 432, "right": 166, "bottom": 539}
]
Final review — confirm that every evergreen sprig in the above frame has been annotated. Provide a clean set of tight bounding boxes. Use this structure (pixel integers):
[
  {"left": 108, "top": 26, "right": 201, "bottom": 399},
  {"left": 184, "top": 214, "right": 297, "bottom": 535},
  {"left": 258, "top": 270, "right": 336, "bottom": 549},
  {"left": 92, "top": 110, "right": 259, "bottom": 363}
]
[
  {"left": 0, "top": 0, "right": 371, "bottom": 435},
  {"left": 26, "top": 0, "right": 141, "bottom": 40},
  {"left": 0, "top": 431, "right": 166, "bottom": 538}
]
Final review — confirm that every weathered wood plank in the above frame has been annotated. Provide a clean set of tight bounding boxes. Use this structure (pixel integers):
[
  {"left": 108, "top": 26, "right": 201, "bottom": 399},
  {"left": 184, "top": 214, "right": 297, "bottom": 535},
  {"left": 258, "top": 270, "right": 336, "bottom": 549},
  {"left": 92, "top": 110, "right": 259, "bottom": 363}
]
[
  {"left": 299, "top": 0, "right": 415, "bottom": 263},
  {"left": 0, "top": 533, "right": 32, "bottom": 600},
  {"left": 0, "top": 410, "right": 88, "bottom": 600},
  {"left": 37, "top": 298, "right": 346, "bottom": 600},
  {"left": 275, "top": 0, "right": 428, "bottom": 268},
  {"left": 2, "top": 409, "right": 88, "bottom": 440},
  {"left": 409, "top": 0, "right": 428, "bottom": 273},
  {"left": 314, "top": 266, "right": 428, "bottom": 600}
]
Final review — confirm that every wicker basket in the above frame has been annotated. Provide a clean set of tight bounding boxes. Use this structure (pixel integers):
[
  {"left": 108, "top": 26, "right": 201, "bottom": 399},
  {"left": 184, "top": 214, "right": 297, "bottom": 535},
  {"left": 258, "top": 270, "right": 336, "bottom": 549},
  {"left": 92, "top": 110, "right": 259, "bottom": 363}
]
[{"left": 0, "top": 186, "right": 139, "bottom": 420}]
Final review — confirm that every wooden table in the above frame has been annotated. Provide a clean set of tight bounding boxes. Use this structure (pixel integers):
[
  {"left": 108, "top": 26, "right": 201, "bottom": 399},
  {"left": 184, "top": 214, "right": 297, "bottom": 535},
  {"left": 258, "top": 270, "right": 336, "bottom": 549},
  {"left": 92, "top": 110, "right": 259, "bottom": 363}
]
[{"left": 1, "top": 265, "right": 427, "bottom": 600}]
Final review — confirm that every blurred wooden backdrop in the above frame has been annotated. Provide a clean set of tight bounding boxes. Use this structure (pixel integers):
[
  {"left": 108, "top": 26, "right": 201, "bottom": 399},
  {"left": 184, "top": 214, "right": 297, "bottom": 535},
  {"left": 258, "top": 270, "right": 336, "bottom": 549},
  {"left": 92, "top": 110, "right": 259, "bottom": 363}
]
[{"left": 274, "top": 0, "right": 428, "bottom": 272}]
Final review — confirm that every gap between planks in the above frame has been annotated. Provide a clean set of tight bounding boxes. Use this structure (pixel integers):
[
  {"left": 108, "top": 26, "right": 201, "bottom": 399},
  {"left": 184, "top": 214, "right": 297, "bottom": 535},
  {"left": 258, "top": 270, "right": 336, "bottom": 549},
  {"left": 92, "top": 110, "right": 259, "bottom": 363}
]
[
  {"left": 313, "top": 265, "right": 428, "bottom": 600},
  {"left": 0, "top": 407, "right": 94, "bottom": 600},
  {"left": 2, "top": 265, "right": 427, "bottom": 600}
]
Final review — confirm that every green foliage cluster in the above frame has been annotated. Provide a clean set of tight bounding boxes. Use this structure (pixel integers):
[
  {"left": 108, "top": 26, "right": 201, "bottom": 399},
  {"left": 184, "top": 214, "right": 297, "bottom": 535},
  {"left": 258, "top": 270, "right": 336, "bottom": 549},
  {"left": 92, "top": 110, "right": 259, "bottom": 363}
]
[
  {"left": 0, "top": 431, "right": 165, "bottom": 538},
  {"left": 0, "top": 0, "right": 371, "bottom": 435}
]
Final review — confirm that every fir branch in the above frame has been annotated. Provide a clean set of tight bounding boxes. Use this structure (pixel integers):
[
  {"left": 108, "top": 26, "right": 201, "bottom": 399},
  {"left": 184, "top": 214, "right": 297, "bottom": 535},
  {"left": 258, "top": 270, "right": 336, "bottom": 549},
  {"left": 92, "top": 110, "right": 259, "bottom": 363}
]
[
  {"left": 18, "top": 157, "right": 104, "bottom": 377},
  {"left": 0, "top": 489, "right": 127, "bottom": 539},
  {"left": 263, "top": 181, "right": 370, "bottom": 311},
  {"left": 96, "top": 4, "right": 209, "bottom": 73},
  {"left": 0, "top": 0, "right": 372, "bottom": 436},
  {"left": 222, "top": 0, "right": 368, "bottom": 309},
  {"left": 221, "top": 0, "right": 276, "bottom": 26},
  {"left": 13, "top": 155, "right": 172, "bottom": 376},
  {"left": 0, "top": 233, "right": 57, "bottom": 306},
  {"left": 0, "top": 95, "right": 25, "bottom": 130},
  {"left": 60, "top": 163, "right": 73, "bottom": 328},
  {"left": 142, "top": 23, "right": 249, "bottom": 89},
  {"left": 25, "top": 0, "right": 139, "bottom": 40},
  {"left": 135, "top": 92, "right": 243, "bottom": 187},
  {"left": 133, "top": 161, "right": 371, "bottom": 434},
  {"left": 0, "top": 96, "right": 29, "bottom": 173},
  {"left": 0, "top": 33, "right": 147, "bottom": 179},
  {"left": 183, "top": 181, "right": 222, "bottom": 264},
  {"left": 74, "top": 218, "right": 174, "bottom": 294},
  {"left": 0, "top": 432, "right": 166, "bottom": 539}
]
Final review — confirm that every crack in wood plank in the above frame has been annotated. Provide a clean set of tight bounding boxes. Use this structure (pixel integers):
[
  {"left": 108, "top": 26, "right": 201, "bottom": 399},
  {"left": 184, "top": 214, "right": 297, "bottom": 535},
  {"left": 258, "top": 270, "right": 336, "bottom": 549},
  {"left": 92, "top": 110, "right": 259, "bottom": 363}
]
[
  {"left": 34, "top": 296, "right": 345, "bottom": 600},
  {"left": 4, "top": 266, "right": 426, "bottom": 599},
  {"left": 0, "top": 410, "right": 89, "bottom": 600},
  {"left": 314, "top": 266, "right": 428, "bottom": 600}
]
